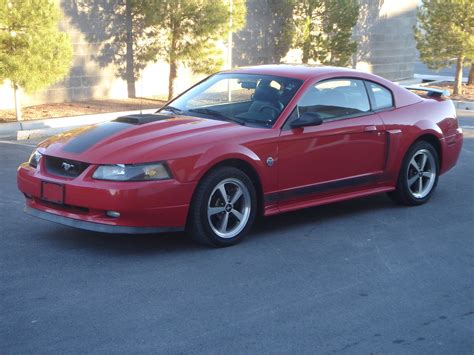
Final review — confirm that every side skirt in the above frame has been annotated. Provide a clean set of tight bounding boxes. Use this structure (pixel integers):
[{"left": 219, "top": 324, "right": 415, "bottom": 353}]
[{"left": 264, "top": 186, "right": 395, "bottom": 217}]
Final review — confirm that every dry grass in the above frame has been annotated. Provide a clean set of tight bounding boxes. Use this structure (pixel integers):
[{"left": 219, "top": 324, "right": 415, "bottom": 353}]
[{"left": 0, "top": 97, "right": 166, "bottom": 123}]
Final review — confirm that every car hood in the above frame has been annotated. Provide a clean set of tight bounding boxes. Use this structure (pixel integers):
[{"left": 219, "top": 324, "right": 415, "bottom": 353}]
[{"left": 38, "top": 114, "right": 259, "bottom": 164}]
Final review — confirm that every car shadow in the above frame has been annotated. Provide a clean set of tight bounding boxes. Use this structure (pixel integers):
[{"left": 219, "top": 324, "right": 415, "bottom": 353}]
[
  {"left": 252, "top": 193, "right": 400, "bottom": 237},
  {"left": 42, "top": 227, "right": 199, "bottom": 255},
  {"left": 41, "top": 193, "right": 400, "bottom": 255}
]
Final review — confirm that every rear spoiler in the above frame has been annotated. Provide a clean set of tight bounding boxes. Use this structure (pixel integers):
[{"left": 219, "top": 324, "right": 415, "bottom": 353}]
[{"left": 402, "top": 85, "right": 450, "bottom": 98}]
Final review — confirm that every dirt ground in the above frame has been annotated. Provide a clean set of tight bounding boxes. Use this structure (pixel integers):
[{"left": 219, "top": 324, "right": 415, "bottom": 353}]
[
  {"left": 0, "top": 98, "right": 166, "bottom": 123},
  {"left": 425, "top": 82, "right": 474, "bottom": 101}
]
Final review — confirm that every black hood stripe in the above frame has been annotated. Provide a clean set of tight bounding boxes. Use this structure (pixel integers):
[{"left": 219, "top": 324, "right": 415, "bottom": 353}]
[{"left": 62, "top": 122, "right": 130, "bottom": 154}]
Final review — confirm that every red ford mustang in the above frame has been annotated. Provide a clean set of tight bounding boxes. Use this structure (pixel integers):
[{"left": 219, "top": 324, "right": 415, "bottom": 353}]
[{"left": 18, "top": 65, "right": 463, "bottom": 246}]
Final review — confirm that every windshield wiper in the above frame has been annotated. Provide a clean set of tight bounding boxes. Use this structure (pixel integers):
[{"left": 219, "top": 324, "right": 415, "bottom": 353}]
[
  {"left": 188, "top": 108, "right": 245, "bottom": 126},
  {"left": 159, "top": 105, "right": 183, "bottom": 114}
]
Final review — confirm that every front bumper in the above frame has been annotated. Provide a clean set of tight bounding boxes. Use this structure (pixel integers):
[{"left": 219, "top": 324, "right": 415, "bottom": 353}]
[
  {"left": 17, "top": 161, "right": 196, "bottom": 233},
  {"left": 24, "top": 206, "right": 183, "bottom": 234}
]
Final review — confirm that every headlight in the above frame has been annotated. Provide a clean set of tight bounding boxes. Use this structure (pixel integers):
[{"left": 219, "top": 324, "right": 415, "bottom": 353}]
[
  {"left": 28, "top": 150, "right": 42, "bottom": 168},
  {"left": 92, "top": 162, "right": 172, "bottom": 181}
]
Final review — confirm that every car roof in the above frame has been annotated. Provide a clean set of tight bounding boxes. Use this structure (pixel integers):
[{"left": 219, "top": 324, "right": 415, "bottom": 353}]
[
  {"left": 222, "top": 64, "right": 361, "bottom": 81},
  {"left": 221, "top": 64, "right": 422, "bottom": 108}
]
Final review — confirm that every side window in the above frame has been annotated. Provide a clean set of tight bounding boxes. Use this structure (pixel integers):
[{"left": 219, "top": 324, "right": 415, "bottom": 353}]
[
  {"left": 367, "top": 82, "right": 393, "bottom": 110},
  {"left": 296, "top": 79, "right": 370, "bottom": 121}
]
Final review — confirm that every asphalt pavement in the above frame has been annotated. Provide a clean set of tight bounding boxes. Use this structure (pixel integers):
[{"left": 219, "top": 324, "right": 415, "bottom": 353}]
[{"left": 1, "top": 113, "right": 473, "bottom": 353}]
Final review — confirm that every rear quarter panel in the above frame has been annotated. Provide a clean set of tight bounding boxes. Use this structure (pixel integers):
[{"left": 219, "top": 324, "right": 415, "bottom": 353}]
[{"left": 378, "top": 97, "right": 460, "bottom": 178}]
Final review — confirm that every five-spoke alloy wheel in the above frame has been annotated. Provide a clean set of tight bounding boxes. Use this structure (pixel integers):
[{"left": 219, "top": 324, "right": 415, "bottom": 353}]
[
  {"left": 389, "top": 140, "right": 439, "bottom": 206},
  {"left": 207, "top": 178, "right": 252, "bottom": 239},
  {"left": 188, "top": 166, "right": 257, "bottom": 247},
  {"left": 406, "top": 149, "right": 437, "bottom": 199}
]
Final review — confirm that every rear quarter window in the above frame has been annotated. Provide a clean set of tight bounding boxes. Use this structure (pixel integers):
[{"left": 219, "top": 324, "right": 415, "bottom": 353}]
[{"left": 367, "top": 82, "right": 393, "bottom": 110}]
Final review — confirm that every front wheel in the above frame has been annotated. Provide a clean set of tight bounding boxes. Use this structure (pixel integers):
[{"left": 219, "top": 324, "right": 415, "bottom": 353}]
[
  {"left": 388, "top": 140, "right": 439, "bottom": 206},
  {"left": 187, "top": 167, "right": 257, "bottom": 247}
]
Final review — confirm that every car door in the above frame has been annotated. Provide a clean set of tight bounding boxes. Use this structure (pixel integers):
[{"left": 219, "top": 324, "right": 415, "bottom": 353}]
[{"left": 276, "top": 78, "right": 387, "bottom": 203}]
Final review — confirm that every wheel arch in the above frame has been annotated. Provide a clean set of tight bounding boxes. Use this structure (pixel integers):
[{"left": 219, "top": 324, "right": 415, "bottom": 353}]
[
  {"left": 388, "top": 130, "right": 443, "bottom": 186},
  {"left": 388, "top": 134, "right": 441, "bottom": 206},
  {"left": 197, "top": 158, "right": 265, "bottom": 216},
  {"left": 412, "top": 133, "right": 442, "bottom": 171}
]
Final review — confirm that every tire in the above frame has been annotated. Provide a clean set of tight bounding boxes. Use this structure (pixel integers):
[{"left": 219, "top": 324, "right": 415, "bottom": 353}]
[
  {"left": 388, "top": 140, "right": 439, "bottom": 206},
  {"left": 187, "top": 166, "right": 257, "bottom": 247}
]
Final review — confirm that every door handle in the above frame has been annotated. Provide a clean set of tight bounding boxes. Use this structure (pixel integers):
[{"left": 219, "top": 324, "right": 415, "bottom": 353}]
[{"left": 364, "top": 125, "right": 378, "bottom": 132}]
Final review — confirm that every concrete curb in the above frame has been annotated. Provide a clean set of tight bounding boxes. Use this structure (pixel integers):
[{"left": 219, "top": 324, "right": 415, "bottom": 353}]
[
  {"left": 0, "top": 108, "right": 157, "bottom": 140},
  {"left": 453, "top": 101, "right": 474, "bottom": 110},
  {"left": 414, "top": 73, "right": 468, "bottom": 83}
]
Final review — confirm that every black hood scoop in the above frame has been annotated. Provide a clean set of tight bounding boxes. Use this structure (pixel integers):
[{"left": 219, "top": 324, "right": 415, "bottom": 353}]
[
  {"left": 113, "top": 113, "right": 174, "bottom": 125},
  {"left": 62, "top": 113, "right": 176, "bottom": 154}
]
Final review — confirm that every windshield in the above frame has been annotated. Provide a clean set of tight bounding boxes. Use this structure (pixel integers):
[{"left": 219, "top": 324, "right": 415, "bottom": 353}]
[{"left": 158, "top": 73, "right": 303, "bottom": 127}]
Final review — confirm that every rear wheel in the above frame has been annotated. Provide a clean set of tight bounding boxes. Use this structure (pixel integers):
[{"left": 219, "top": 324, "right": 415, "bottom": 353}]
[
  {"left": 388, "top": 140, "right": 439, "bottom": 206},
  {"left": 187, "top": 166, "right": 257, "bottom": 247}
]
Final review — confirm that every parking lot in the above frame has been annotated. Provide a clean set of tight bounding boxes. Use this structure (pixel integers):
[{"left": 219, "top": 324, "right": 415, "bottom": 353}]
[{"left": 1, "top": 112, "right": 473, "bottom": 353}]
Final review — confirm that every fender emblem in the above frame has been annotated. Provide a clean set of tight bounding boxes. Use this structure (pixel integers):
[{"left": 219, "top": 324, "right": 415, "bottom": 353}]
[{"left": 266, "top": 157, "right": 274, "bottom": 167}]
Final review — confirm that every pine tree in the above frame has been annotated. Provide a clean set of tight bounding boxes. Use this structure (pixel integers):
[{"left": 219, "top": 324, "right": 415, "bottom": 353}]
[
  {"left": 0, "top": 0, "right": 73, "bottom": 120},
  {"left": 414, "top": 0, "right": 474, "bottom": 95},
  {"left": 143, "top": 0, "right": 246, "bottom": 100},
  {"left": 293, "top": 0, "right": 359, "bottom": 66}
]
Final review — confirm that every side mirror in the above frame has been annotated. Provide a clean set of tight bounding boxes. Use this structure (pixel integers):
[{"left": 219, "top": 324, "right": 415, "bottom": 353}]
[{"left": 290, "top": 112, "right": 323, "bottom": 129}]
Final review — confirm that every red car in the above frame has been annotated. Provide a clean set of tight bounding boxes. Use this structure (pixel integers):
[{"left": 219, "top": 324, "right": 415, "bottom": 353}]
[{"left": 18, "top": 65, "right": 463, "bottom": 246}]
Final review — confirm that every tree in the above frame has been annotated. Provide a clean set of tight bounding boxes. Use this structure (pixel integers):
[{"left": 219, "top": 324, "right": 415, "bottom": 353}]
[
  {"left": 468, "top": 62, "right": 473, "bottom": 86},
  {"left": 293, "top": 0, "right": 359, "bottom": 66},
  {"left": 233, "top": 0, "right": 295, "bottom": 66},
  {"left": 0, "top": 0, "right": 73, "bottom": 120},
  {"left": 144, "top": 0, "right": 246, "bottom": 100},
  {"left": 64, "top": 0, "right": 154, "bottom": 98},
  {"left": 414, "top": 0, "right": 474, "bottom": 95}
]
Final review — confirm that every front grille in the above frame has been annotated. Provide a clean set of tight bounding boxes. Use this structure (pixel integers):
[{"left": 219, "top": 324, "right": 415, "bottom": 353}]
[{"left": 44, "top": 156, "right": 89, "bottom": 178}]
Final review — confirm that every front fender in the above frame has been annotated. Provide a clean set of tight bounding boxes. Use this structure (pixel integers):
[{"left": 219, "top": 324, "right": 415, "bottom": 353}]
[{"left": 189, "top": 143, "right": 266, "bottom": 182}]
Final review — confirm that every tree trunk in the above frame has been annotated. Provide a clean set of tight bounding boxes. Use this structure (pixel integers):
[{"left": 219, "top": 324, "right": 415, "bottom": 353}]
[
  {"left": 468, "top": 62, "right": 474, "bottom": 86},
  {"left": 301, "top": 8, "right": 312, "bottom": 64},
  {"left": 302, "top": 41, "right": 310, "bottom": 64},
  {"left": 453, "top": 56, "right": 463, "bottom": 96},
  {"left": 301, "top": 19, "right": 310, "bottom": 64},
  {"left": 168, "top": 59, "right": 177, "bottom": 101},
  {"left": 125, "top": 0, "right": 136, "bottom": 98},
  {"left": 13, "top": 83, "right": 22, "bottom": 121},
  {"left": 168, "top": 33, "right": 177, "bottom": 101}
]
